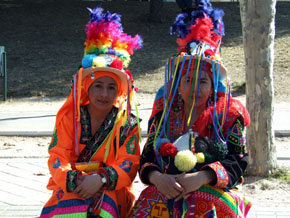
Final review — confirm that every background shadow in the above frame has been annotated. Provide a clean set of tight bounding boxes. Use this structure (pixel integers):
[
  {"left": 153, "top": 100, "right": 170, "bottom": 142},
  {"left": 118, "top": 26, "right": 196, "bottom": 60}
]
[{"left": 0, "top": 0, "right": 289, "bottom": 98}]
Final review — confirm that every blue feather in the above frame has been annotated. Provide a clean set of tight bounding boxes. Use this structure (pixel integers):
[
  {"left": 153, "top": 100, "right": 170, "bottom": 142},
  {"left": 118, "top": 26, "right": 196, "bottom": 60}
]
[
  {"left": 137, "top": 36, "right": 144, "bottom": 48},
  {"left": 211, "top": 9, "right": 225, "bottom": 35},
  {"left": 87, "top": 7, "right": 122, "bottom": 27},
  {"left": 170, "top": 0, "right": 225, "bottom": 37},
  {"left": 87, "top": 7, "right": 104, "bottom": 23},
  {"left": 170, "top": 13, "right": 189, "bottom": 38},
  {"left": 111, "top": 12, "right": 122, "bottom": 24}
]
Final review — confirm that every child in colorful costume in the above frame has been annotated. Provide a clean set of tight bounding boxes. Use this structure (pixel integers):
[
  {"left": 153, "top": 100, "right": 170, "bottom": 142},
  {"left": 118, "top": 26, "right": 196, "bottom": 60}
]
[
  {"left": 40, "top": 7, "right": 143, "bottom": 218},
  {"left": 131, "top": 0, "right": 251, "bottom": 217}
]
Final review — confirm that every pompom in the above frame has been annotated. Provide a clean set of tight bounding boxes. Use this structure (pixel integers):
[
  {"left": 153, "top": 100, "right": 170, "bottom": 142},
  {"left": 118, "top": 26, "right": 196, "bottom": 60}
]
[
  {"left": 92, "top": 57, "right": 106, "bottom": 67},
  {"left": 82, "top": 54, "right": 96, "bottom": 69},
  {"left": 160, "top": 142, "right": 178, "bottom": 158},
  {"left": 204, "top": 49, "right": 215, "bottom": 57},
  {"left": 208, "top": 139, "right": 228, "bottom": 160},
  {"left": 195, "top": 152, "right": 205, "bottom": 163},
  {"left": 95, "top": 208, "right": 101, "bottom": 215},
  {"left": 195, "top": 136, "right": 210, "bottom": 153},
  {"left": 174, "top": 150, "right": 197, "bottom": 172},
  {"left": 155, "top": 138, "right": 171, "bottom": 151},
  {"left": 110, "top": 58, "right": 123, "bottom": 70}
]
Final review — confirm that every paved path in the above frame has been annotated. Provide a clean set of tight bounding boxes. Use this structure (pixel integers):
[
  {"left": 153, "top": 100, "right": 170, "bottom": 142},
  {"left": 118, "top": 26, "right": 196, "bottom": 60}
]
[
  {"left": 0, "top": 104, "right": 290, "bottom": 137},
  {"left": 0, "top": 157, "right": 290, "bottom": 218},
  {"left": 0, "top": 98, "right": 290, "bottom": 217},
  {"left": 0, "top": 158, "right": 48, "bottom": 217}
]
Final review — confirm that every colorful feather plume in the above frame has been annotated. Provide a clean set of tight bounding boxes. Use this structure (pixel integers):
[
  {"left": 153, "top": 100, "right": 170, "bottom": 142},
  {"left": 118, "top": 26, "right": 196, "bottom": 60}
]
[
  {"left": 82, "top": 7, "right": 143, "bottom": 69},
  {"left": 170, "top": 0, "right": 224, "bottom": 54}
]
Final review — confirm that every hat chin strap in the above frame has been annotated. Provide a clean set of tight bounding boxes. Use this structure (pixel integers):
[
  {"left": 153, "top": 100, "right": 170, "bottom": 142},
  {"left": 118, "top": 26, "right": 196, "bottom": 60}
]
[{"left": 72, "top": 70, "right": 82, "bottom": 156}]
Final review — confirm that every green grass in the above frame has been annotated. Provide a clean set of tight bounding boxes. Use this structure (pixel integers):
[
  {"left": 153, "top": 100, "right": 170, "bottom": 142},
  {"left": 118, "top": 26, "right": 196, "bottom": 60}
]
[{"left": 268, "top": 167, "right": 290, "bottom": 182}]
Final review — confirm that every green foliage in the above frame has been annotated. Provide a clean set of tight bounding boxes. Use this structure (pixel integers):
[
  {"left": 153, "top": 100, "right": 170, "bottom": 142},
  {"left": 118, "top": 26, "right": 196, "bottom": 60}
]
[{"left": 268, "top": 167, "right": 290, "bottom": 182}]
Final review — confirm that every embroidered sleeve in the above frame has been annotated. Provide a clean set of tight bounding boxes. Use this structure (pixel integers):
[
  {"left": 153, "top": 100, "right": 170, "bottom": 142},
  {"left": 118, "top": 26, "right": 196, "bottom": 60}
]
[
  {"left": 103, "top": 166, "right": 118, "bottom": 190},
  {"left": 227, "top": 118, "right": 247, "bottom": 155},
  {"left": 139, "top": 115, "right": 163, "bottom": 185},
  {"left": 201, "top": 118, "right": 248, "bottom": 188},
  {"left": 102, "top": 125, "right": 141, "bottom": 191},
  {"left": 215, "top": 118, "right": 248, "bottom": 188},
  {"left": 47, "top": 111, "right": 79, "bottom": 193},
  {"left": 138, "top": 87, "right": 168, "bottom": 185},
  {"left": 201, "top": 162, "right": 229, "bottom": 188}
]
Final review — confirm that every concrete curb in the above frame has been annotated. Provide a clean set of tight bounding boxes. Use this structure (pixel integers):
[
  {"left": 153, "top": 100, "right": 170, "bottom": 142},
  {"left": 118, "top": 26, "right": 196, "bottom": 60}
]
[
  {"left": 275, "top": 130, "right": 290, "bottom": 137},
  {"left": 0, "top": 131, "right": 53, "bottom": 137},
  {"left": 0, "top": 130, "right": 149, "bottom": 137},
  {"left": 0, "top": 130, "right": 289, "bottom": 137},
  {"left": 1, "top": 106, "right": 290, "bottom": 137}
]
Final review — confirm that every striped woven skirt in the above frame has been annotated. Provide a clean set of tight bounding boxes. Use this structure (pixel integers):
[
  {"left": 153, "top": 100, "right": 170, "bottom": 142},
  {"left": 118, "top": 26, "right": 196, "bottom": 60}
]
[{"left": 130, "top": 185, "right": 251, "bottom": 218}]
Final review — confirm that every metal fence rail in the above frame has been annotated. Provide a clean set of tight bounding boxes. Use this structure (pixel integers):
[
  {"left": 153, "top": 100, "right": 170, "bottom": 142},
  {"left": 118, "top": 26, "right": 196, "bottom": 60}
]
[{"left": 0, "top": 46, "right": 7, "bottom": 101}]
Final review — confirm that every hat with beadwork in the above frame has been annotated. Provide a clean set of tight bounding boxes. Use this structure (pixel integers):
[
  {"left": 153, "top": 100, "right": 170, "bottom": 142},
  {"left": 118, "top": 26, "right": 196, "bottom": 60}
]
[
  {"left": 67, "top": 7, "right": 143, "bottom": 155},
  {"left": 151, "top": 0, "right": 232, "bottom": 172},
  {"left": 80, "top": 7, "right": 143, "bottom": 94}
]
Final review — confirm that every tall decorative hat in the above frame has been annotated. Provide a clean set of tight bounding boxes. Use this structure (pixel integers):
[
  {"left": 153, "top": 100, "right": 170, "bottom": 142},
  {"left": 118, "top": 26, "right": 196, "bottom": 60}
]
[
  {"left": 150, "top": 0, "right": 250, "bottom": 178},
  {"left": 68, "top": 7, "right": 143, "bottom": 156},
  {"left": 80, "top": 7, "right": 143, "bottom": 94},
  {"left": 165, "top": 0, "right": 229, "bottom": 113},
  {"left": 152, "top": 0, "right": 231, "bottom": 155}
]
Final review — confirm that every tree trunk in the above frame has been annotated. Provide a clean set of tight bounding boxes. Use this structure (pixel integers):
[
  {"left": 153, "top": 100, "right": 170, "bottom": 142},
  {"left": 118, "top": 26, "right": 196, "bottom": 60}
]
[
  {"left": 149, "top": 0, "right": 164, "bottom": 23},
  {"left": 240, "top": 0, "right": 277, "bottom": 176}
]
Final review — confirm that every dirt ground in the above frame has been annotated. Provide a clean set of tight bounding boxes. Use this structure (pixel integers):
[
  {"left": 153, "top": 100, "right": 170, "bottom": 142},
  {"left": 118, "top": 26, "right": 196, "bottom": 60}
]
[{"left": 0, "top": 0, "right": 290, "bottom": 103}]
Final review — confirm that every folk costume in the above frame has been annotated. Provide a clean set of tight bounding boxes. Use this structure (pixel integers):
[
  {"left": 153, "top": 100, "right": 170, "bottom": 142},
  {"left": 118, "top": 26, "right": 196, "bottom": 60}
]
[
  {"left": 131, "top": 0, "right": 251, "bottom": 217},
  {"left": 40, "top": 7, "right": 143, "bottom": 218}
]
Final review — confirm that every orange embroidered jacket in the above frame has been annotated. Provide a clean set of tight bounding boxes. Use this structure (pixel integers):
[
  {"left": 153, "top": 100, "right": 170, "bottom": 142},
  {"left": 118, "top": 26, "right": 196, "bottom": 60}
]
[{"left": 41, "top": 93, "right": 140, "bottom": 218}]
